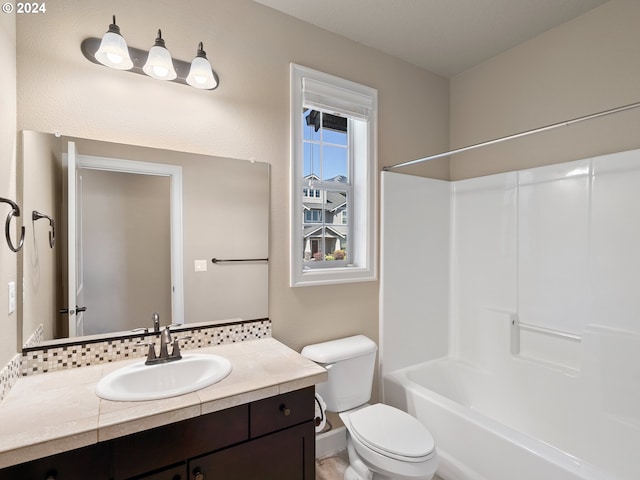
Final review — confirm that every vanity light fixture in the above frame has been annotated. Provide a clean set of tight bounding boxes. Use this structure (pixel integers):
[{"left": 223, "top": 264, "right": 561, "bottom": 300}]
[
  {"left": 142, "top": 29, "right": 177, "bottom": 80},
  {"left": 81, "top": 15, "right": 219, "bottom": 90},
  {"left": 94, "top": 16, "right": 134, "bottom": 70},
  {"left": 186, "top": 42, "right": 218, "bottom": 90}
]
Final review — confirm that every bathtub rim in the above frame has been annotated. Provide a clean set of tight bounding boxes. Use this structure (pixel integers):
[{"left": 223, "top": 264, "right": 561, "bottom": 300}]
[{"left": 384, "top": 356, "right": 619, "bottom": 480}]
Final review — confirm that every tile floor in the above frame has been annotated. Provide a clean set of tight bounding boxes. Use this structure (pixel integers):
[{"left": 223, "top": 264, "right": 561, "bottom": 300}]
[
  {"left": 316, "top": 449, "right": 349, "bottom": 480},
  {"left": 316, "top": 450, "right": 444, "bottom": 480}
]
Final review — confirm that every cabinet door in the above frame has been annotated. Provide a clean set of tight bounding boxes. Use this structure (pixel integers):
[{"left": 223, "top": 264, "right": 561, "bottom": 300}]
[
  {"left": 112, "top": 405, "right": 248, "bottom": 479},
  {"left": 189, "top": 420, "right": 315, "bottom": 480},
  {"left": 0, "top": 443, "right": 110, "bottom": 480}
]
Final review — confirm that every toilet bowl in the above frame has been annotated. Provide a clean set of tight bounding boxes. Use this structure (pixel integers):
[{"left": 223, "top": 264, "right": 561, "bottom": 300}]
[
  {"left": 341, "top": 403, "right": 437, "bottom": 480},
  {"left": 301, "top": 335, "right": 438, "bottom": 480}
]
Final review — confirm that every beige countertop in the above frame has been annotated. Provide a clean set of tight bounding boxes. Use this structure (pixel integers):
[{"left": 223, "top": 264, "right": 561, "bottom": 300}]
[{"left": 0, "top": 337, "right": 327, "bottom": 469}]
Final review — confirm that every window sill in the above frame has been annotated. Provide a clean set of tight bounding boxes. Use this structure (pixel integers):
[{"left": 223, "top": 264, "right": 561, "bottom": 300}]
[{"left": 291, "top": 266, "right": 377, "bottom": 287}]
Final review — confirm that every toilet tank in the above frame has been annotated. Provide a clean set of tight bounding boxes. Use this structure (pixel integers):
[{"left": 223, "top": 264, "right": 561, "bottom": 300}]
[{"left": 301, "top": 335, "right": 377, "bottom": 412}]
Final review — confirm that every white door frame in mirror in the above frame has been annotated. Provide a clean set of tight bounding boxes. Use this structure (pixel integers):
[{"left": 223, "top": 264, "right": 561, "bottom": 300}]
[{"left": 63, "top": 152, "right": 185, "bottom": 327}]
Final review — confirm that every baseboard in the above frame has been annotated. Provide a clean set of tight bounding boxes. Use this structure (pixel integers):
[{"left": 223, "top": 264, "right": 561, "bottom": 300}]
[{"left": 316, "top": 425, "right": 347, "bottom": 458}]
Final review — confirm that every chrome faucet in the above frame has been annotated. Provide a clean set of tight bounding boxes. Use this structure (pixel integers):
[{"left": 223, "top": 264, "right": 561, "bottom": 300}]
[
  {"left": 143, "top": 326, "right": 186, "bottom": 365},
  {"left": 138, "top": 313, "right": 187, "bottom": 365}
]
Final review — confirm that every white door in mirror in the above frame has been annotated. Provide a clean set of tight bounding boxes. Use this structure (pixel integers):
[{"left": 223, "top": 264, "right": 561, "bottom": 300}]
[{"left": 95, "top": 353, "right": 232, "bottom": 401}]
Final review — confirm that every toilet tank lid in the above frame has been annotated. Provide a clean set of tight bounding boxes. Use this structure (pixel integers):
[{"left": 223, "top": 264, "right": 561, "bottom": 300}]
[{"left": 301, "top": 335, "right": 377, "bottom": 363}]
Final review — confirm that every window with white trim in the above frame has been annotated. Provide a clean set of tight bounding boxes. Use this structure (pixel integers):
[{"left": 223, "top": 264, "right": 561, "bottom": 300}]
[{"left": 290, "top": 64, "right": 377, "bottom": 287}]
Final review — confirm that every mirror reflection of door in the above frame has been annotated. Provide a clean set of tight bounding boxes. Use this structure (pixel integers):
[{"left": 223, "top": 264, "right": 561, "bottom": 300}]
[
  {"left": 80, "top": 168, "right": 171, "bottom": 335},
  {"left": 66, "top": 141, "right": 84, "bottom": 336},
  {"left": 63, "top": 144, "right": 181, "bottom": 336}
]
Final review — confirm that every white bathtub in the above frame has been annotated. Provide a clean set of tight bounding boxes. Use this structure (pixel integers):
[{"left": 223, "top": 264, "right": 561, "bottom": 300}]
[{"left": 384, "top": 356, "right": 637, "bottom": 480}]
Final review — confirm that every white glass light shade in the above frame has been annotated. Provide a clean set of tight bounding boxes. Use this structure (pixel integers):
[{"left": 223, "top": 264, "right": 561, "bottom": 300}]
[
  {"left": 95, "top": 31, "right": 133, "bottom": 70},
  {"left": 186, "top": 56, "right": 217, "bottom": 89},
  {"left": 143, "top": 31, "right": 177, "bottom": 81}
]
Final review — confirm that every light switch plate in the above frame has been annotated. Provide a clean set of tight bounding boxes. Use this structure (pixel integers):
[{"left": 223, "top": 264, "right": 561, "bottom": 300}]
[
  {"left": 194, "top": 260, "right": 208, "bottom": 272},
  {"left": 8, "top": 281, "right": 16, "bottom": 315}
]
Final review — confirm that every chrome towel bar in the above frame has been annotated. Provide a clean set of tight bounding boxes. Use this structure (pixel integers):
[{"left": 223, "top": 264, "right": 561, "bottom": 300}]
[{"left": 211, "top": 257, "right": 269, "bottom": 264}]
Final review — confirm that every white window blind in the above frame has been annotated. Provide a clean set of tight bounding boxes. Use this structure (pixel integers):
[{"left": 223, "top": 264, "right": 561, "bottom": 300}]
[{"left": 302, "top": 77, "right": 374, "bottom": 120}]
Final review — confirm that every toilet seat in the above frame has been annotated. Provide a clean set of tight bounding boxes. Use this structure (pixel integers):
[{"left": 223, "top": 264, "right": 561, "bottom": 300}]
[{"left": 345, "top": 404, "right": 436, "bottom": 462}]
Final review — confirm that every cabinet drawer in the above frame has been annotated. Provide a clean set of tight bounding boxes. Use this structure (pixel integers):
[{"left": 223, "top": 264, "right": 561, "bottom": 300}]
[
  {"left": 136, "top": 463, "right": 188, "bottom": 480},
  {"left": 113, "top": 404, "right": 248, "bottom": 479},
  {"left": 250, "top": 386, "right": 315, "bottom": 438}
]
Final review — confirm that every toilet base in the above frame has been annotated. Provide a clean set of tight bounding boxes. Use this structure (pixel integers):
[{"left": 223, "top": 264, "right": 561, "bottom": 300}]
[
  {"left": 344, "top": 434, "right": 436, "bottom": 480},
  {"left": 344, "top": 440, "right": 373, "bottom": 480}
]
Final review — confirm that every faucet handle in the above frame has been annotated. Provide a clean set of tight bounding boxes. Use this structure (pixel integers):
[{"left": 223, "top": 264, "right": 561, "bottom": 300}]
[
  {"left": 170, "top": 335, "right": 192, "bottom": 359},
  {"left": 137, "top": 342, "right": 158, "bottom": 364}
]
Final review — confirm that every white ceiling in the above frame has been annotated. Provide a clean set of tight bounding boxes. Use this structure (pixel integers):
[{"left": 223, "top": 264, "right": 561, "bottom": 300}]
[{"left": 253, "top": 0, "right": 608, "bottom": 78}]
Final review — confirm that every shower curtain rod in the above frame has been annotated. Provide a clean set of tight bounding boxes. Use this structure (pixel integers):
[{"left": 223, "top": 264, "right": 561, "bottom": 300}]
[{"left": 383, "top": 100, "right": 640, "bottom": 171}]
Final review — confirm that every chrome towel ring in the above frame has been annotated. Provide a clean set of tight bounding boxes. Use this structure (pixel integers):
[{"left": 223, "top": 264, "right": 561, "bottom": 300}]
[
  {"left": 32, "top": 210, "right": 55, "bottom": 248},
  {"left": 1, "top": 197, "right": 26, "bottom": 253}
]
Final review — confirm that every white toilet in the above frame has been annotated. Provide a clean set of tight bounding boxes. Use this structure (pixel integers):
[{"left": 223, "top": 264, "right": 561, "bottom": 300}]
[{"left": 302, "top": 335, "right": 438, "bottom": 480}]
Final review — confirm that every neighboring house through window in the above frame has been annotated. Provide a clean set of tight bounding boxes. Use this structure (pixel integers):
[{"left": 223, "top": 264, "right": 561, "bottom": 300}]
[{"left": 290, "top": 64, "right": 377, "bottom": 286}]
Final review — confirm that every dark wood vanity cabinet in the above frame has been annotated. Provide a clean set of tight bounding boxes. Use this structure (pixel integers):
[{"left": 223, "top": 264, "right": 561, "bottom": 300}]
[
  {"left": 0, "top": 443, "right": 111, "bottom": 480},
  {"left": 190, "top": 422, "right": 312, "bottom": 479},
  {"left": 0, "top": 387, "right": 316, "bottom": 480}
]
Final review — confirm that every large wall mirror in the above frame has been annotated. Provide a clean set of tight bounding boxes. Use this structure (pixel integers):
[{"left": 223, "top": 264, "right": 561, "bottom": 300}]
[{"left": 18, "top": 131, "right": 269, "bottom": 349}]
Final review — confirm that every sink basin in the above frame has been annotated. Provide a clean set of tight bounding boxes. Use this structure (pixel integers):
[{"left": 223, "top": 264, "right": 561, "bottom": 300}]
[{"left": 95, "top": 353, "right": 232, "bottom": 401}]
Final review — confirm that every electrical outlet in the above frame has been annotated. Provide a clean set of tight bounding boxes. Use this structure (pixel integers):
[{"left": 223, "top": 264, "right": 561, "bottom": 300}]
[
  {"left": 8, "top": 281, "right": 16, "bottom": 315},
  {"left": 194, "top": 259, "right": 208, "bottom": 272}
]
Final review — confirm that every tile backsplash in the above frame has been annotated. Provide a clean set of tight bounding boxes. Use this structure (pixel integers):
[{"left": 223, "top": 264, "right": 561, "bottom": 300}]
[
  {"left": 0, "top": 354, "right": 21, "bottom": 403},
  {"left": 21, "top": 318, "right": 271, "bottom": 376}
]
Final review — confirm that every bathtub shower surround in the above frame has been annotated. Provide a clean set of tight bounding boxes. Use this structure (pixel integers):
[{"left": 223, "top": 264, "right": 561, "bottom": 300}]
[
  {"left": 384, "top": 358, "right": 614, "bottom": 480},
  {"left": 380, "top": 148, "right": 640, "bottom": 480}
]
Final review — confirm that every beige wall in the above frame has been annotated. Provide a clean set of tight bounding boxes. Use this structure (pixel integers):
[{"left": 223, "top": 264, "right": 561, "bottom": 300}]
[
  {"left": 0, "top": 13, "right": 17, "bottom": 365},
  {"left": 450, "top": 0, "right": 640, "bottom": 180},
  {"left": 20, "top": 131, "right": 59, "bottom": 344},
  {"left": 15, "top": 0, "right": 450, "bottom": 362}
]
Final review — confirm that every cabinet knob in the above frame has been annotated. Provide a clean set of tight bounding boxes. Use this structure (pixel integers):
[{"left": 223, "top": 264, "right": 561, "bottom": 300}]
[
  {"left": 280, "top": 404, "right": 291, "bottom": 416},
  {"left": 45, "top": 473, "right": 56, "bottom": 480}
]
